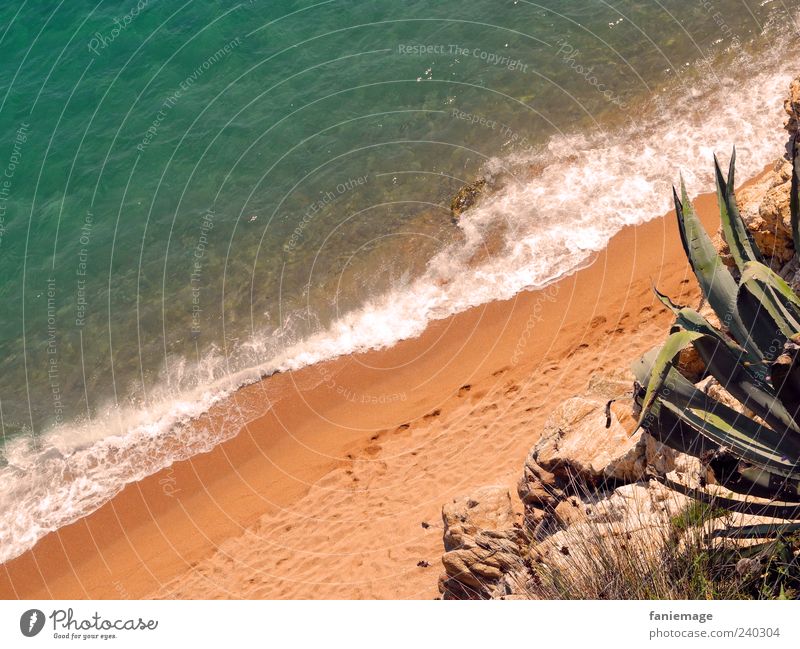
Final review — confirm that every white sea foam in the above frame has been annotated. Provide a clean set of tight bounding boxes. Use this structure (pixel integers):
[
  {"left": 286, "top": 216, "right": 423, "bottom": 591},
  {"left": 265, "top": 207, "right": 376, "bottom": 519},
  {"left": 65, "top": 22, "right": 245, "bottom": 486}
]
[{"left": 1, "top": 31, "right": 798, "bottom": 563}]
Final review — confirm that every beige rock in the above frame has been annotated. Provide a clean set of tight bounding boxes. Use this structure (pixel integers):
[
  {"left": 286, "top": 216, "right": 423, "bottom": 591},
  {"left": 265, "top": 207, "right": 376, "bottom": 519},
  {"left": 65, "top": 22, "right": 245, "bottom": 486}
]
[
  {"left": 439, "top": 486, "right": 526, "bottom": 599},
  {"left": 533, "top": 396, "right": 646, "bottom": 484},
  {"left": 442, "top": 485, "right": 515, "bottom": 551},
  {"left": 714, "top": 232, "right": 737, "bottom": 270},
  {"left": 704, "top": 378, "right": 744, "bottom": 411},
  {"left": 585, "top": 368, "right": 635, "bottom": 401},
  {"left": 515, "top": 385, "right": 708, "bottom": 546},
  {"left": 530, "top": 481, "right": 692, "bottom": 588},
  {"left": 734, "top": 171, "right": 794, "bottom": 264},
  {"left": 517, "top": 456, "right": 562, "bottom": 508},
  {"left": 553, "top": 497, "right": 586, "bottom": 527},
  {"left": 522, "top": 506, "right": 547, "bottom": 531},
  {"left": 522, "top": 383, "right": 705, "bottom": 495},
  {"left": 599, "top": 480, "right": 691, "bottom": 523}
]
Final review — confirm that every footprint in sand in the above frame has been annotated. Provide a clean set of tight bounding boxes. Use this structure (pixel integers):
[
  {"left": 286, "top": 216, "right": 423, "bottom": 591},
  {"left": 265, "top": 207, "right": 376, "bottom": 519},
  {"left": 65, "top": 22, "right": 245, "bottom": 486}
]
[{"left": 363, "top": 444, "right": 382, "bottom": 457}]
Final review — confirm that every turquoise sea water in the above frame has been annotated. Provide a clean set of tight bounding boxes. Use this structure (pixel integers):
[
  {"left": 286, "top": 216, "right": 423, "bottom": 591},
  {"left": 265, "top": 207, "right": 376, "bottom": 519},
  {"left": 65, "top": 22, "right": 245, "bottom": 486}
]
[{"left": 0, "top": 0, "right": 798, "bottom": 560}]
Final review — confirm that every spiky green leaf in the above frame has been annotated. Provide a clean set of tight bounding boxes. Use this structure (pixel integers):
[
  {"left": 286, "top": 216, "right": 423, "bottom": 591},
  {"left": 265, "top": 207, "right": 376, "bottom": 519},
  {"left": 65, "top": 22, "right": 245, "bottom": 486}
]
[
  {"left": 708, "top": 523, "right": 800, "bottom": 539},
  {"left": 738, "top": 264, "right": 800, "bottom": 343},
  {"left": 674, "top": 181, "right": 757, "bottom": 356},
  {"left": 637, "top": 330, "right": 705, "bottom": 426},
  {"left": 658, "top": 399, "right": 800, "bottom": 477},
  {"left": 652, "top": 286, "right": 684, "bottom": 314},
  {"left": 658, "top": 474, "right": 800, "bottom": 519},
  {"left": 742, "top": 262, "right": 800, "bottom": 321},
  {"left": 715, "top": 149, "right": 763, "bottom": 269}
]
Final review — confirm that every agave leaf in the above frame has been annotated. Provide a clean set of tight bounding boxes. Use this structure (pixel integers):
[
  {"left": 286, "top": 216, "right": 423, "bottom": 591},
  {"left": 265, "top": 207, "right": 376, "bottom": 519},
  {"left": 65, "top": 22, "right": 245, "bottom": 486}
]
[
  {"left": 669, "top": 302, "right": 762, "bottom": 367},
  {"left": 736, "top": 291, "right": 788, "bottom": 362},
  {"left": 791, "top": 137, "right": 799, "bottom": 259},
  {"left": 637, "top": 310, "right": 796, "bottom": 433},
  {"left": 633, "top": 346, "right": 719, "bottom": 458},
  {"left": 634, "top": 351, "right": 800, "bottom": 472},
  {"left": 641, "top": 380, "right": 800, "bottom": 494},
  {"left": 664, "top": 301, "right": 796, "bottom": 430},
  {"left": 685, "top": 333, "right": 797, "bottom": 434},
  {"left": 708, "top": 523, "right": 800, "bottom": 539},
  {"left": 658, "top": 399, "right": 800, "bottom": 477},
  {"left": 640, "top": 398, "right": 721, "bottom": 458},
  {"left": 674, "top": 182, "right": 756, "bottom": 355},
  {"left": 667, "top": 305, "right": 787, "bottom": 416},
  {"left": 741, "top": 262, "right": 800, "bottom": 320},
  {"left": 632, "top": 346, "right": 660, "bottom": 387},
  {"left": 637, "top": 330, "right": 705, "bottom": 426},
  {"left": 738, "top": 267, "right": 800, "bottom": 343},
  {"left": 633, "top": 346, "right": 703, "bottom": 405},
  {"left": 715, "top": 149, "right": 763, "bottom": 270},
  {"left": 637, "top": 343, "right": 800, "bottom": 472},
  {"left": 652, "top": 286, "right": 684, "bottom": 314},
  {"left": 658, "top": 474, "right": 800, "bottom": 520}
]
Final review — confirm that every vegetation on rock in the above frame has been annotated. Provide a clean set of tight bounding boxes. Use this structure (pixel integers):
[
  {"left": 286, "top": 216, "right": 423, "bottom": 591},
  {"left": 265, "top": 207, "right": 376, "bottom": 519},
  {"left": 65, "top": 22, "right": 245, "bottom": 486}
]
[{"left": 633, "top": 142, "right": 800, "bottom": 544}]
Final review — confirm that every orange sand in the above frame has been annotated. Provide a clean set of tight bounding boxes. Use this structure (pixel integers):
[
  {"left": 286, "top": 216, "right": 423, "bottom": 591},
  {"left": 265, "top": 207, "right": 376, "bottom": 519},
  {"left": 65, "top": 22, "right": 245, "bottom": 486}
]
[{"left": 0, "top": 175, "right": 759, "bottom": 600}]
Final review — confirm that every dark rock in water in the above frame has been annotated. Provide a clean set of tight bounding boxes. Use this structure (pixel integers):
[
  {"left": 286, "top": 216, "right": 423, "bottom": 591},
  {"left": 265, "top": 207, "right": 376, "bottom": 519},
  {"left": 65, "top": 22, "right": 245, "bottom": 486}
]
[{"left": 450, "top": 178, "right": 487, "bottom": 221}]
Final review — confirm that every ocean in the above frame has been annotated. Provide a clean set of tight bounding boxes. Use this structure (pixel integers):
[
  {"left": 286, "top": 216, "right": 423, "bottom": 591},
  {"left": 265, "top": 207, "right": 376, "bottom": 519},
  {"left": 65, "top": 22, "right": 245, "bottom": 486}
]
[{"left": 0, "top": 0, "right": 798, "bottom": 562}]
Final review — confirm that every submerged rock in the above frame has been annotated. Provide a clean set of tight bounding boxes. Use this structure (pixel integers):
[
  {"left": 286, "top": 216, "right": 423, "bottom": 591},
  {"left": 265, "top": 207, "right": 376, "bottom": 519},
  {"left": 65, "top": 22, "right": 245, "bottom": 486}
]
[{"left": 450, "top": 177, "right": 486, "bottom": 220}]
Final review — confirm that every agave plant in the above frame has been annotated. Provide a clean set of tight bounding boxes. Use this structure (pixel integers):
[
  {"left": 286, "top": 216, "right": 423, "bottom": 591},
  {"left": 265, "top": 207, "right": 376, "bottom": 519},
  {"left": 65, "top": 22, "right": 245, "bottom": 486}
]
[{"left": 632, "top": 140, "right": 800, "bottom": 533}]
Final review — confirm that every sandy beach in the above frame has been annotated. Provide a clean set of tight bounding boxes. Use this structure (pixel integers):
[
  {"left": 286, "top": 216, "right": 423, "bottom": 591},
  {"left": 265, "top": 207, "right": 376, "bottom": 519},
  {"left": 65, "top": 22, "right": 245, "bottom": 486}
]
[{"left": 0, "top": 170, "right": 770, "bottom": 600}]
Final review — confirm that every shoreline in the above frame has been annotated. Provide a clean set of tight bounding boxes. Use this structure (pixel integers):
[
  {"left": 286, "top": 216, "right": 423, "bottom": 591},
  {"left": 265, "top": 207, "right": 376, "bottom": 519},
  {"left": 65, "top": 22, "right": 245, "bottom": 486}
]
[{"left": 0, "top": 166, "right": 772, "bottom": 599}]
